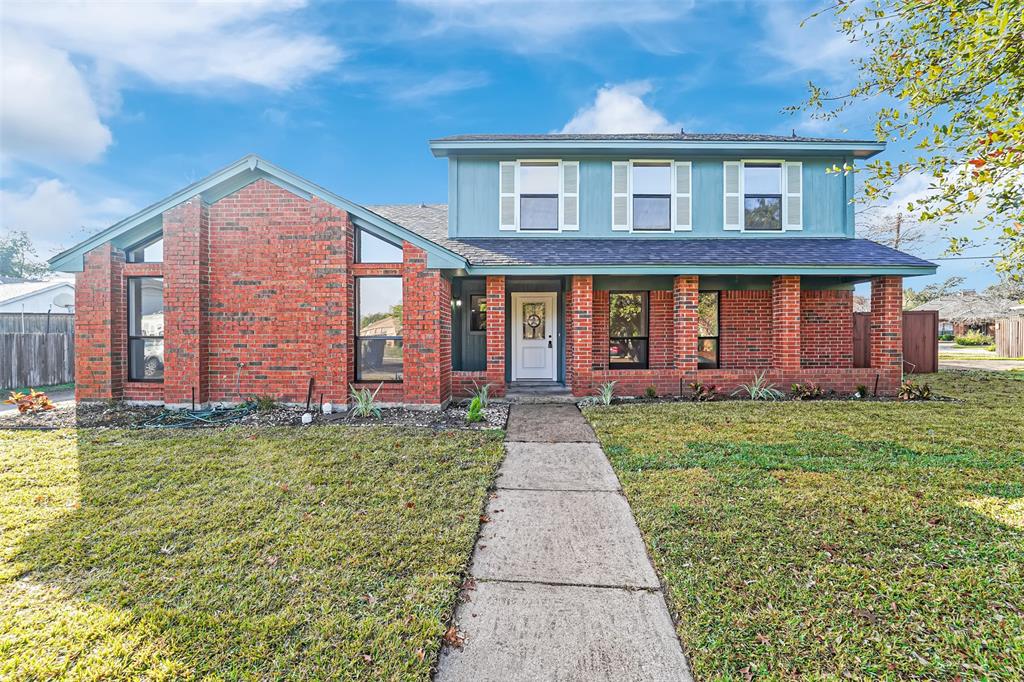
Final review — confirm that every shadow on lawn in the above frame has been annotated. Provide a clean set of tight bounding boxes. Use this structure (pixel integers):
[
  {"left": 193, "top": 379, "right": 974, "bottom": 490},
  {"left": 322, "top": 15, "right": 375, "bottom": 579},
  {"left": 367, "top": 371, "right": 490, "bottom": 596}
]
[{"left": 5, "top": 426, "right": 501, "bottom": 680}]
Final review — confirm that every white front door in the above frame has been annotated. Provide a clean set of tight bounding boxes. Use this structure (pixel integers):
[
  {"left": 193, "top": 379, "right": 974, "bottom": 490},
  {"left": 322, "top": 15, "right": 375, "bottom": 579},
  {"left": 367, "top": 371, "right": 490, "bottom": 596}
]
[{"left": 511, "top": 292, "right": 558, "bottom": 381}]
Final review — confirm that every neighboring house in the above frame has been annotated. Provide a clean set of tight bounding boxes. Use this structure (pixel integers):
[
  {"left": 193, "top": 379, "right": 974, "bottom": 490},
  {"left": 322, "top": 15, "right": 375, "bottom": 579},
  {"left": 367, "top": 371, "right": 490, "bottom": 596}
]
[
  {"left": 49, "top": 134, "right": 936, "bottom": 407},
  {"left": 911, "top": 291, "right": 1019, "bottom": 337},
  {"left": 0, "top": 277, "right": 75, "bottom": 314}
]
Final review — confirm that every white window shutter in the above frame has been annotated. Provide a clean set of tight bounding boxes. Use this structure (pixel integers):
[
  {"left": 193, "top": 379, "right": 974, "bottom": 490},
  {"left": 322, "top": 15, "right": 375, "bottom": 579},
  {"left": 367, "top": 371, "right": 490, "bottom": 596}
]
[
  {"left": 560, "top": 161, "right": 579, "bottom": 231},
  {"left": 784, "top": 161, "right": 803, "bottom": 230},
  {"left": 499, "top": 161, "right": 517, "bottom": 231},
  {"left": 723, "top": 161, "right": 742, "bottom": 230},
  {"left": 673, "top": 161, "right": 692, "bottom": 231},
  {"left": 611, "top": 161, "right": 630, "bottom": 231}
]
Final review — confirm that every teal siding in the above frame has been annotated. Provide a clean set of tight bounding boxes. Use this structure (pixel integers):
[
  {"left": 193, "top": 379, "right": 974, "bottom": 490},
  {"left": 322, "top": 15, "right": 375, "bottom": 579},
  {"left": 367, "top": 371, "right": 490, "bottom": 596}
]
[{"left": 449, "top": 156, "right": 854, "bottom": 238}]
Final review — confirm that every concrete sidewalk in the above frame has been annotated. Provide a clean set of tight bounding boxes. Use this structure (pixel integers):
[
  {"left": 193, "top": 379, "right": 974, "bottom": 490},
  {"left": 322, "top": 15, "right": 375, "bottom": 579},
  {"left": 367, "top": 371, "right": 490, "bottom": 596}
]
[{"left": 436, "top": 404, "right": 692, "bottom": 682}]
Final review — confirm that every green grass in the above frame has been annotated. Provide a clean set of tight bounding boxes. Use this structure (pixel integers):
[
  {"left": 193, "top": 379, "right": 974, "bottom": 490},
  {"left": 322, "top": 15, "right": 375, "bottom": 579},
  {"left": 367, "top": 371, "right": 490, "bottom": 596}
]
[
  {"left": 584, "top": 371, "right": 1024, "bottom": 680},
  {"left": 0, "top": 426, "right": 504, "bottom": 680},
  {"left": 3, "top": 382, "right": 74, "bottom": 396}
]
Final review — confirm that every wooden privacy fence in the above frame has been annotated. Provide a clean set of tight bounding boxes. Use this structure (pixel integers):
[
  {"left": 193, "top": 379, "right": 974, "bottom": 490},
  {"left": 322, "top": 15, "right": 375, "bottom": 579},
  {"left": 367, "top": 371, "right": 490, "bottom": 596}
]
[
  {"left": 0, "top": 333, "right": 75, "bottom": 390},
  {"left": 853, "top": 310, "right": 938, "bottom": 374},
  {"left": 0, "top": 313, "right": 75, "bottom": 334},
  {"left": 995, "top": 317, "right": 1024, "bottom": 357}
]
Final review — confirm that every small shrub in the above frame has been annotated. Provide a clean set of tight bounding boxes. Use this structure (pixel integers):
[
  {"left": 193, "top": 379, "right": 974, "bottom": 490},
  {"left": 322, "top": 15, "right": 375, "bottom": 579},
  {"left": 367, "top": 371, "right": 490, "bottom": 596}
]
[
  {"left": 955, "top": 331, "right": 994, "bottom": 346},
  {"left": 597, "top": 381, "right": 617, "bottom": 406},
  {"left": 855, "top": 383, "right": 869, "bottom": 399},
  {"left": 471, "top": 382, "right": 491, "bottom": 408},
  {"left": 790, "top": 383, "right": 824, "bottom": 400},
  {"left": 985, "top": 344, "right": 997, "bottom": 352},
  {"left": 689, "top": 382, "right": 718, "bottom": 402},
  {"left": 938, "top": 332, "right": 955, "bottom": 341},
  {"left": 732, "top": 371, "right": 784, "bottom": 401},
  {"left": 250, "top": 395, "right": 277, "bottom": 413},
  {"left": 466, "top": 396, "right": 484, "bottom": 423},
  {"left": 644, "top": 385, "right": 658, "bottom": 399},
  {"left": 898, "top": 380, "right": 933, "bottom": 401},
  {"left": 349, "top": 383, "right": 383, "bottom": 418},
  {"left": 4, "top": 389, "right": 56, "bottom": 414}
]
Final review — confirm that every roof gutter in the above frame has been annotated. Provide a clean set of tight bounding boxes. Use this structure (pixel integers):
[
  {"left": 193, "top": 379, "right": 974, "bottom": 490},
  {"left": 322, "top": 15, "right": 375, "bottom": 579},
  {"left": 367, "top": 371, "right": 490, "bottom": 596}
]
[{"left": 430, "top": 139, "right": 887, "bottom": 159}]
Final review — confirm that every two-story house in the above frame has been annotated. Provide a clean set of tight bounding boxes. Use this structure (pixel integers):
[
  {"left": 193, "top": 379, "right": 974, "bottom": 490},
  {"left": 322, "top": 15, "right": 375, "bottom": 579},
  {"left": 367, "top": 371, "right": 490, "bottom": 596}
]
[{"left": 50, "top": 133, "right": 936, "bottom": 407}]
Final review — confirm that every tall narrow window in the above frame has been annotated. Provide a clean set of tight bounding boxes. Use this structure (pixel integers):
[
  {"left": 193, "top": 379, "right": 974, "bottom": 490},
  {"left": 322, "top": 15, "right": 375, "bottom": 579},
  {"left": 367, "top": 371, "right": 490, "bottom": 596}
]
[
  {"left": 356, "top": 277, "right": 403, "bottom": 381},
  {"left": 698, "top": 291, "right": 719, "bottom": 369},
  {"left": 609, "top": 292, "right": 648, "bottom": 369},
  {"left": 127, "top": 277, "right": 164, "bottom": 380},
  {"left": 743, "top": 163, "right": 783, "bottom": 231},
  {"left": 126, "top": 234, "right": 163, "bottom": 263},
  {"left": 632, "top": 162, "right": 672, "bottom": 231},
  {"left": 357, "top": 227, "right": 403, "bottom": 263},
  {"left": 519, "top": 162, "right": 559, "bottom": 230}
]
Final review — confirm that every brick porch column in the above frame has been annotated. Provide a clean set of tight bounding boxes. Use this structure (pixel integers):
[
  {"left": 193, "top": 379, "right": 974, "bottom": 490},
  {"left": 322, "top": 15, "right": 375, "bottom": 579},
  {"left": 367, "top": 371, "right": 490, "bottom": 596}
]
[
  {"left": 673, "top": 275, "right": 699, "bottom": 376},
  {"left": 870, "top": 276, "right": 903, "bottom": 386},
  {"left": 485, "top": 276, "right": 506, "bottom": 396},
  {"left": 402, "top": 244, "right": 452, "bottom": 408},
  {"left": 771, "top": 275, "right": 801, "bottom": 372},
  {"left": 162, "top": 196, "right": 210, "bottom": 407},
  {"left": 75, "top": 243, "right": 125, "bottom": 401},
  {"left": 568, "top": 275, "right": 594, "bottom": 396}
]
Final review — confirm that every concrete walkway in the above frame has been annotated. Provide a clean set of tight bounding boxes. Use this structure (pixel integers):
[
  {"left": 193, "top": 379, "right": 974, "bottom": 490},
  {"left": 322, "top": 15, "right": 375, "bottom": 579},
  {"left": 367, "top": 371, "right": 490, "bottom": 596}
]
[{"left": 436, "top": 404, "right": 692, "bottom": 682}]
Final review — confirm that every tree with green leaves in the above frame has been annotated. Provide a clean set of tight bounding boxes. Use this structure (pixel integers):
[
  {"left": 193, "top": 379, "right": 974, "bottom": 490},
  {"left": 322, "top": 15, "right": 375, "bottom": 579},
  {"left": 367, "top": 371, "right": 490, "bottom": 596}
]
[
  {"left": 0, "top": 231, "right": 49, "bottom": 279},
  {"left": 795, "top": 0, "right": 1023, "bottom": 277}
]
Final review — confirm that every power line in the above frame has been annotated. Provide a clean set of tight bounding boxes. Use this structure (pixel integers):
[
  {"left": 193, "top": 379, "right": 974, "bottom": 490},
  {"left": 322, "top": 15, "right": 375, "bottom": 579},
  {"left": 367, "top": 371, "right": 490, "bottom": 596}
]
[{"left": 929, "top": 256, "right": 998, "bottom": 260}]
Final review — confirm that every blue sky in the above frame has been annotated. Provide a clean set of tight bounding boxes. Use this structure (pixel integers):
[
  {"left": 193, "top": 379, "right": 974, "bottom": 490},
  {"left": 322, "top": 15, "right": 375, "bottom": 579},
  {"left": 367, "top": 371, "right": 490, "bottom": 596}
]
[{"left": 0, "top": 0, "right": 1001, "bottom": 290}]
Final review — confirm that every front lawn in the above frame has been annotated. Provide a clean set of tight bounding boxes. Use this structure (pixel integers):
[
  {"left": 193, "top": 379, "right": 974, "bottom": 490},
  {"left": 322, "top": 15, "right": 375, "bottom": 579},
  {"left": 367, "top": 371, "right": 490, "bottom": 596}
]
[
  {"left": 584, "top": 371, "right": 1024, "bottom": 680},
  {"left": 0, "top": 426, "right": 504, "bottom": 680}
]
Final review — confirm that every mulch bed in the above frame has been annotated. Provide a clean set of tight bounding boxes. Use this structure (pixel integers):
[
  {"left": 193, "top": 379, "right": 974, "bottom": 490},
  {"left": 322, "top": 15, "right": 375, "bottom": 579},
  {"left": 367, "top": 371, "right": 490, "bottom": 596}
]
[{"left": 0, "top": 399, "right": 509, "bottom": 431}]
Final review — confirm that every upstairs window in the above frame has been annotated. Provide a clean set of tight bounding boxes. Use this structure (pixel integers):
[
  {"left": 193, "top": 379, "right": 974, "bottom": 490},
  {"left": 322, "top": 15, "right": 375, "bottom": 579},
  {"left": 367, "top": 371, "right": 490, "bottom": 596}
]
[
  {"left": 631, "top": 162, "right": 671, "bottom": 231},
  {"left": 609, "top": 292, "right": 648, "bottom": 369},
  {"left": 357, "top": 228, "right": 403, "bottom": 263},
  {"left": 127, "top": 277, "right": 164, "bottom": 381},
  {"left": 743, "top": 163, "right": 783, "bottom": 231},
  {"left": 356, "top": 277, "right": 403, "bottom": 382},
  {"left": 518, "top": 162, "right": 559, "bottom": 231},
  {"left": 126, "top": 234, "right": 163, "bottom": 263}
]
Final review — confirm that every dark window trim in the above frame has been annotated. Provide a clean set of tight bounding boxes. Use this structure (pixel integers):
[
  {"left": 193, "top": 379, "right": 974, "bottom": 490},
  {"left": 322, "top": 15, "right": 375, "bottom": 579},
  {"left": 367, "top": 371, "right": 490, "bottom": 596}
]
[
  {"left": 468, "top": 294, "right": 486, "bottom": 334},
  {"left": 355, "top": 226, "right": 404, "bottom": 264},
  {"left": 126, "top": 275, "right": 164, "bottom": 382},
  {"left": 355, "top": 275, "right": 404, "bottom": 383},
  {"left": 125, "top": 232, "right": 163, "bottom": 263},
  {"left": 609, "top": 290, "right": 650, "bottom": 370},
  {"left": 698, "top": 290, "right": 720, "bottom": 370}
]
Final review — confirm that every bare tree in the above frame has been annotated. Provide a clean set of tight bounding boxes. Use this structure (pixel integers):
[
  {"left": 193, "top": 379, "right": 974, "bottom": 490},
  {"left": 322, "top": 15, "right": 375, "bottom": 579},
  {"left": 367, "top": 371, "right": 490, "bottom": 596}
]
[{"left": 859, "top": 212, "right": 928, "bottom": 254}]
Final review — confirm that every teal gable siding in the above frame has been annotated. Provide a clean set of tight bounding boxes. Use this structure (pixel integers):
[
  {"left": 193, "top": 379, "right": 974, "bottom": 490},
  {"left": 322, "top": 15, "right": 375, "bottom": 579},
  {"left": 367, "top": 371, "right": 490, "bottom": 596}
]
[{"left": 449, "top": 156, "right": 853, "bottom": 238}]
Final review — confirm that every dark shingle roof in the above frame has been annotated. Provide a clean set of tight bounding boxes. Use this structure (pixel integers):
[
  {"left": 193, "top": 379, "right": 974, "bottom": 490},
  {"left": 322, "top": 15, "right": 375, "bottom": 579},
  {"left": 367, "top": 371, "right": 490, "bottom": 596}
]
[
  {"left": 367, "top": 204, "right": 934, "bottom": 269},
  {"left": 431, "top": 132, "right": 879, "bottom": 145}
]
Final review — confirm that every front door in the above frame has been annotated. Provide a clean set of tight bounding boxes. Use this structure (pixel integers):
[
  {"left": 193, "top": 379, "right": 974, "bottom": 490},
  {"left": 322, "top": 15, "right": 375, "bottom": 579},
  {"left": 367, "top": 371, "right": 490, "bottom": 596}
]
[{"left": 511, "top": 292, "right": 558, "bottom": 381}]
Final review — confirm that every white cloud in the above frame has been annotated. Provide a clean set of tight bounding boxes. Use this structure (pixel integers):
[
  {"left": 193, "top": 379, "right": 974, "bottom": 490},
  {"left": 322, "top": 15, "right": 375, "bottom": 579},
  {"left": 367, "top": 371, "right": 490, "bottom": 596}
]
[
  {"left": 0, "top": 1, "right": 341, "bottom": 168},
  {"left": 1, "top": 34, "right": 113, "bottom": 166},
  {"left": 559, "top": 82, "right": 681, "bottom": 134},
  {"left": 0, "top": 178, "right": 134, "bottom": 255},
  {"left": 402, "top": 0, "right": 694, "bottom": 52},
  {"left": 755, "top": 3, "right": 863, "bottom": 82},
  {"left": 388, "top": 70, "right": 490, "bottom": 103}
]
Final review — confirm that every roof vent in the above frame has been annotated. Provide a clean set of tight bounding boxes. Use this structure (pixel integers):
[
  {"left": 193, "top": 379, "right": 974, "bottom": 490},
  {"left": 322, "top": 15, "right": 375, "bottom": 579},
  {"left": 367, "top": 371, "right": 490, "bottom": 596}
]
[
  {"left": 679, "top": 127, "right": 685, "bottom": 134},
  {"left": 792, "top": 129, "right": 797, "bottom": 138}
]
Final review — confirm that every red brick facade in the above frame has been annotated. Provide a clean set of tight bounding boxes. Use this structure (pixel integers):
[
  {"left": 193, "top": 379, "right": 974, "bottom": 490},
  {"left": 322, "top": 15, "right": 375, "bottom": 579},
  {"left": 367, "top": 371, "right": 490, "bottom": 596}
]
[{"left": 74, "top": 180, "right": 905, "bottom": 406}]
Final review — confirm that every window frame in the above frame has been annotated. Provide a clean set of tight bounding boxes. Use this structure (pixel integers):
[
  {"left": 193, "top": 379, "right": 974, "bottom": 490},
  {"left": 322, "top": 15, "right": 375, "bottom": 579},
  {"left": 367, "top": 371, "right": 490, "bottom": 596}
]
[
  {"left": 697, "top": 290, "right": 720, "bottom": 370},
  {"left": 517, "top": 160, "right": 561, "bottom": 232},
  {"left": 125, "top": 233, "right": 164, "bottom": 263},
  {"left": 355, "top": 275, "right": 404, "bottom": 383},
  {"left": 126, "top": 276, "right": 165, "bottom": 383},
  {"left": 355, "top": 227, "right": 404, "bottom": 264},
  {"left": 608, "top": 290, "right": 650, "bottom": 370},
  {"left": 469, "top": 294, "right": 487, "bottom": 334},
  {"left": 741, "top": 161, "right": 784, "bottom": 232},
  {"left": 630, "top": 161, "right": 673, "bottom": 232}
]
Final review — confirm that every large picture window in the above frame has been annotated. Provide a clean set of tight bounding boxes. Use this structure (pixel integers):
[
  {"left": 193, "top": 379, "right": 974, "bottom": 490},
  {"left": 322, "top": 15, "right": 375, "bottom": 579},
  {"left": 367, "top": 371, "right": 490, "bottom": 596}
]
[
  {"left": 632, "top": 162, "right": 671, "bottom": 231},
  {"left": 698, "top": 291, "right": 719, "bottom": 369},
  {"left": 743, "top": 163, "right": 783, "bottom": 231},
  {"left": 127, "top": 277, "right": 164, "bottom": 380},
  {"left": 357, "top": 227, "right": 403, "bottom": 263},
  {"left": 609, "top": 292, "right": 648, "bottom": 369},
  {"left": 519, "top": 161, "right": 559, "bottom": 231},
  {"left": 356, "top": 277, "right": 403, "bottom": 381}
]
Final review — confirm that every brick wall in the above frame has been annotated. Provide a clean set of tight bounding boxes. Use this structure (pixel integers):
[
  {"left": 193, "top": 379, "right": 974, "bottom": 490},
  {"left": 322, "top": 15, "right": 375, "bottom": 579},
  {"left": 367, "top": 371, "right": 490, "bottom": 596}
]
[
  {"left": 485, "top": 276, "right": 506, "bottom": 397},
  {"left": 568, "top": 276, "right": 594, "bottom": 396},
  {"left": 801, "top": 289, "right": 853, "bottom": 368},
  {"left": 870, "top": 275, "right": 903, "bottom": 393},
  {"left": 771, "top": 275, "right": 801, "bottom": 371},
  {"left": 75, "top": 244, "right": 124, "bottom": 401},
  {"left": 719, "top": 290, "right": 771, "bottom": 370}
]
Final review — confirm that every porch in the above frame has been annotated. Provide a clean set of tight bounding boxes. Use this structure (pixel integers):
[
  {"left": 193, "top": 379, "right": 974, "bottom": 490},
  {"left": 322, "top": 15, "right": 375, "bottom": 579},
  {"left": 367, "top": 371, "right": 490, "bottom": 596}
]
[{"left": 450, "top": 274, "right": 904, "bottom": 399}]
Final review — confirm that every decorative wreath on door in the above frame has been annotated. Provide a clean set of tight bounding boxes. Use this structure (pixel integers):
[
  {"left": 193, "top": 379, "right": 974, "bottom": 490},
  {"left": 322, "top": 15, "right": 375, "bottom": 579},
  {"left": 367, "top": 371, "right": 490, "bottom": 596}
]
[{"left": 526, "top": 313, "right": 542, "bottom": 328}]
